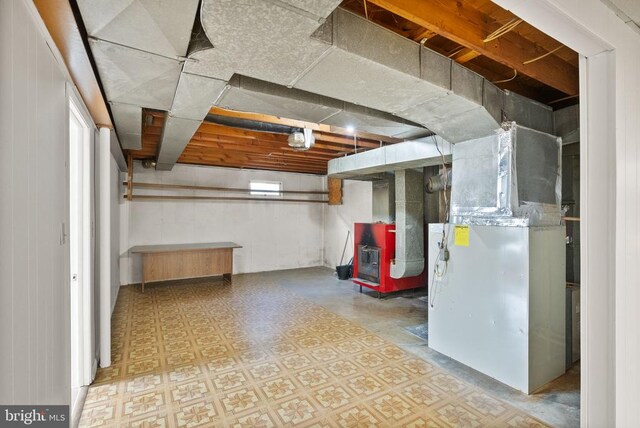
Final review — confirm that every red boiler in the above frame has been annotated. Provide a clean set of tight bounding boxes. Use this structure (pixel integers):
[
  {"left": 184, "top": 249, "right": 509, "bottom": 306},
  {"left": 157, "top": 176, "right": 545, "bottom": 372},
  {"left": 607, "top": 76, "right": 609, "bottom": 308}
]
[{"left": 352, "top": 222, "right": 426, "bottom": 297}]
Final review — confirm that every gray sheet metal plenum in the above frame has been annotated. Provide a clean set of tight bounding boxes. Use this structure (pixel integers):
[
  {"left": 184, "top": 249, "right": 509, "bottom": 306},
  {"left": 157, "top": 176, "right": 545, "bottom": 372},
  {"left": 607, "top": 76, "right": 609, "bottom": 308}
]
[{"left": 450, "top": 123, "right": 562, "bottom": 227}]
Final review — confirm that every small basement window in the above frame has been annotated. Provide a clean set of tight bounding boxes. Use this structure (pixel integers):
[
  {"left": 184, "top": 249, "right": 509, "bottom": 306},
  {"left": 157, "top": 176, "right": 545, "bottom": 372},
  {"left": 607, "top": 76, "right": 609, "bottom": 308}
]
[{"left": 250, "top": 180, "right": 282, "bottom": 197}]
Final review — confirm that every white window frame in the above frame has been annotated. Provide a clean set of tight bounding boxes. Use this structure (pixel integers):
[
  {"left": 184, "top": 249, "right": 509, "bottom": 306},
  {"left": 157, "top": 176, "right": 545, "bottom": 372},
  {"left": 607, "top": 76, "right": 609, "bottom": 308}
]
[{"left": 250, "top": 180, "right": 283, "bottom": 197}]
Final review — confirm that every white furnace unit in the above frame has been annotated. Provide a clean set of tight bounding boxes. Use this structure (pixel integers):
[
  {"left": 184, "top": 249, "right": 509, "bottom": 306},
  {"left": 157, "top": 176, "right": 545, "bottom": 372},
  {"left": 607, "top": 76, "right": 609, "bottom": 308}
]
[
  {"left": 428, "top": 223, "right": 566, "bottom": 394},
  {"left": 427, "top": 123, "right": 566, "bottom": 394}
]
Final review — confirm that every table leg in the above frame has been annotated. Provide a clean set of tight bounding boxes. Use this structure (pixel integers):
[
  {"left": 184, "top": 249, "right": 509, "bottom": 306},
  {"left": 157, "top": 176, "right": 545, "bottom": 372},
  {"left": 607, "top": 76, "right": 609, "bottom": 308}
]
[{"left": 141, "top": 255, "right": 145, "bottom": 293}]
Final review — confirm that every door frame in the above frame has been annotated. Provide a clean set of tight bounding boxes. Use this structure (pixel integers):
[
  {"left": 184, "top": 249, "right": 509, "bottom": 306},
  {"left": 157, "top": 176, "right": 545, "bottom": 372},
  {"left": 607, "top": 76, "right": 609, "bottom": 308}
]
[
  {"left": 68, "top": 86, "right": 96, "bottom": 403},
  {"left": 493, "top": 0, "right": 634, "bottom": 425}
]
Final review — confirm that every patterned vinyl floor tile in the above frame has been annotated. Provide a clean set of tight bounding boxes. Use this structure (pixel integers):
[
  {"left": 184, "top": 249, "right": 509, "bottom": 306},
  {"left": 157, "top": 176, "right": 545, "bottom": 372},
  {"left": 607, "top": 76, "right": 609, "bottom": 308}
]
[{"left": 79, "top": 275, "right": 549, "bottom": 427}]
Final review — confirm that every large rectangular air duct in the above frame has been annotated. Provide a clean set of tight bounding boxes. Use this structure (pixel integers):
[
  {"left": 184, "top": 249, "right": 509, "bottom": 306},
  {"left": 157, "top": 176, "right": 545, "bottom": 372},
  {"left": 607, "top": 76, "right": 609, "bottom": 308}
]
[{"left": 328, "top": 138, "right": 451, "bottom": 179}]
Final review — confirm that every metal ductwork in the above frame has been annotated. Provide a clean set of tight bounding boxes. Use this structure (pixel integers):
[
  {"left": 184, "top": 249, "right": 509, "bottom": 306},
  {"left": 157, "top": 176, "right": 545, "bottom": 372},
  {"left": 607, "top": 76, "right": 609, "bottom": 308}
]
[
  {"left": 390, "top": 169, "right": 424, "bottom": 279},
  {"left": 217, "top": 76, "right": 432, "bottom": 140},
  {"left": 553, "top": 104, "right": 580, "bottom": 144},
  {"left": 156, "top": 73, "right": 228, "bottom": 170},
  {"left": 328, "top": 137, "right": 451, "bottom": 179},
  {"left": 81, "top": 0, "right": 554, "bottom": 171},
  {"left": 189, "top": 2, "right": 552, "bottom": 145},
  {"left": 110, "top": 102, "right": 142, "bottom": 150}
]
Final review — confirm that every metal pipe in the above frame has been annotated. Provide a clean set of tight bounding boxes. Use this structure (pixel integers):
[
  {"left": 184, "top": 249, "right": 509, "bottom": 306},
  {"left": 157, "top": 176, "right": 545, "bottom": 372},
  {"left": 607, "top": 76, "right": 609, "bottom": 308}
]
[
  {"left": 426, "top": 170, "right": 452, "bottom": 193},
  {"left": 204, "top": 113, "right": 298, "bottom": 134},
  {"left": 123, "top": 181, "right": 328, "bottom": 195},
  {"left": 126, "top": 194, "right": 328, "bottom": 203}
]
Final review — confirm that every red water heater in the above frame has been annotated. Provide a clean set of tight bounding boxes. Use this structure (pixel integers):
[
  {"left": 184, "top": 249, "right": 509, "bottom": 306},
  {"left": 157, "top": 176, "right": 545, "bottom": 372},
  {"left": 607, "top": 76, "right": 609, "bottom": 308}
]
[{"left": 352, "top": 222, "right": 426, "bottom": 296}]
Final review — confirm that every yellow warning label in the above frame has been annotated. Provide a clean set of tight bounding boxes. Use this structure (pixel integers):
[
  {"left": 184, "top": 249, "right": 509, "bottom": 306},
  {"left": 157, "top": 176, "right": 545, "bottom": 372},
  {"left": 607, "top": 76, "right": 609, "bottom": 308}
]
[{"left": 454, "top": 225, "right": 469, "bottom": 247}]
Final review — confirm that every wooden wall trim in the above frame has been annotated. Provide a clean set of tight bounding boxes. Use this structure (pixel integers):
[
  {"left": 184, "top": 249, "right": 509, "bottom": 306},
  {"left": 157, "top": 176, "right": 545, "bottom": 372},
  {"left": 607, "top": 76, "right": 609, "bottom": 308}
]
[
  {"left": 328, "top": 178, "right": 343, "bottom": 206},
  {"left": 33, "top": 0, "right": 112, "bottom": 128}
]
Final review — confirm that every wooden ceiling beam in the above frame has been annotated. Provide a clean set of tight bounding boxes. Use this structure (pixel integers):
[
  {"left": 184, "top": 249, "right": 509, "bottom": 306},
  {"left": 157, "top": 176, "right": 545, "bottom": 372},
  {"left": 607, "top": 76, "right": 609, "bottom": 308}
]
[
  {"left": 178, "top": 155, "right": 325, "bottom": 172},
  {"left": 410, "top": 28, "right": 437, "bottom": 42},
  {"left": 190, "top": 132, "right": 358, "bottom": 153},
  {"left": 187, "top": 141, "right": 340, "bottom": 161},
  {"left": 177, "top": 153, "right": 327, "bottom": 173},
  {"left": 449, "top": 48, "right": 481, "bottom": 64},
  {"left": 180, "top": 154, "right": 325, "bottom": 170},
  {"left": 181, "top": 145, "right": 329, "bottom": 163},
  {"left": 178, "top": 159, "right": 326, "bottom": 175},
  {"left": 181, "top": 152, "right": 327, "bottom": 171},
  {"left": 139, "top": 129, "right": 353, "bottom": 156},
  {"left": 366, "top": 0, "right": 578, "bottom": 95},
  {"left": 194, "top": 123, "right": 384, "bottom": 149},
  {"left": 142, "top": 125, "right": 369, "bottom": 154},
  {"left": 137, "top": 108, "right": 382, "bottom": 174},
  {"left": 181, "top": 147, "right": 331, "bottom": 167}
]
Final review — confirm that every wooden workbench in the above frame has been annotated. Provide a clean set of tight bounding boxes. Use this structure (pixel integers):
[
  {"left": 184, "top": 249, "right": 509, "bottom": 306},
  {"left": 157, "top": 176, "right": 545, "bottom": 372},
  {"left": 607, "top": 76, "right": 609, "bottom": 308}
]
[{"left": 129, "top": 242, "right": 242, "bottom": 292}]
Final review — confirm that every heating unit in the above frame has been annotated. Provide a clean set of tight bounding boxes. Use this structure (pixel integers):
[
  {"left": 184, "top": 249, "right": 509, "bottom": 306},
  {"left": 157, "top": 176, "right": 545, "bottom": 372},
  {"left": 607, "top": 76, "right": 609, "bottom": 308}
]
[{"left": 353, "top": 222, "right": 425, "bottom": 297}]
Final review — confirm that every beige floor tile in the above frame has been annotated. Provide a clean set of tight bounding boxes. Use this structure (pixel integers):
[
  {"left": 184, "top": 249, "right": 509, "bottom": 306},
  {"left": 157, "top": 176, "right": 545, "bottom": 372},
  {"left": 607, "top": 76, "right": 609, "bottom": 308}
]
[{"left": 79, "top": 275, "right": 549, "bottom": 427}]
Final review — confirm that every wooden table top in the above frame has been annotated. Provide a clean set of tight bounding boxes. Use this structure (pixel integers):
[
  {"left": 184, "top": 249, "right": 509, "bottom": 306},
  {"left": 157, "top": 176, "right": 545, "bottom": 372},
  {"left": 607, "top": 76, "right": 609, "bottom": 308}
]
[{"left": 129, "top": 242, "right": 242, "bottom": 254}]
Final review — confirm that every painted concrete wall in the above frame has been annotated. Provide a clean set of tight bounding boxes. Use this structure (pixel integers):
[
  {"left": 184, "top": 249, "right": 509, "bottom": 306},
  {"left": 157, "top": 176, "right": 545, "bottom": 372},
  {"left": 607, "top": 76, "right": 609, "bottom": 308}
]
[
  {"left": 0, "top": 0, "right": 70, "bottom": 405},
  {"left": 322, "top": 180, "right": 373, "bottom": 268},
  {"left": 121, "top": 163, "right": 325, "bottom": 284}
]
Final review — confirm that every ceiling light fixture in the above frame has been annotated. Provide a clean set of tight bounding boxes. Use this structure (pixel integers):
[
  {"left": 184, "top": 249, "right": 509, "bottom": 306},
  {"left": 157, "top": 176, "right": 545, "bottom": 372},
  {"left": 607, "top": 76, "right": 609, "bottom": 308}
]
[{"left": 287, "top": 128, "right": 315, "bottom": 151}]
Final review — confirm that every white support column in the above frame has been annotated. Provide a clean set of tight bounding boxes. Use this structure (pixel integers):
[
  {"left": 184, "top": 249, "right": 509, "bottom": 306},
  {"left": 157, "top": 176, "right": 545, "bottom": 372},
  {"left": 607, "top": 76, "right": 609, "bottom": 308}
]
[{"left": 99, "top": 127, "right": 111, "bottom": 368}]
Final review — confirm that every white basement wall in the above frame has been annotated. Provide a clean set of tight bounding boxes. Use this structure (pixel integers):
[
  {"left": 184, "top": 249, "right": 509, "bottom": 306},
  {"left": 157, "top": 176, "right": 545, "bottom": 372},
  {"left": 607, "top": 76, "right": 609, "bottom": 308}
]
[
  {"left": 323, "top": 180, "right": 373, "bottom": 268},
  {"left": 120, "top": 163, "right": 325, "bottom": 284}
]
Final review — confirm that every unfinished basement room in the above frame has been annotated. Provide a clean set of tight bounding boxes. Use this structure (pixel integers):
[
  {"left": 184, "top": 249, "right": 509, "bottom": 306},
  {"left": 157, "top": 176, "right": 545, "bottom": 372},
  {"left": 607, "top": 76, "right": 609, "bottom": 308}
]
[{"left": 2, "top": 0, "right": 639, "bottom": 427}]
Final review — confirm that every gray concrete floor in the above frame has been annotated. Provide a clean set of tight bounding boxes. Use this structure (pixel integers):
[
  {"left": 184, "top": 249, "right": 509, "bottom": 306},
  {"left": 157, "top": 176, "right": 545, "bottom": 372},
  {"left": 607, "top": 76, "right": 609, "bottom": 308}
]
[{"left": 258, "top": 266, "right": 580, "bottom": 428}]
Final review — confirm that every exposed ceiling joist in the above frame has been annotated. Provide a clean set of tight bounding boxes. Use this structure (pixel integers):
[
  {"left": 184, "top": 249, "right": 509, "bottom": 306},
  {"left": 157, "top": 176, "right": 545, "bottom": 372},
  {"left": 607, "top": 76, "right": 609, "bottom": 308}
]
[
  {"left": 366, "top": 0, "right": 578, "bottom": 95},
  {"left": 130, "top": 109, "right": 397, "bottom": 175},
  {"left": 449, "top": 48, "right": 481, "bottom": 64}
]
